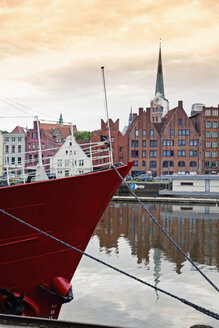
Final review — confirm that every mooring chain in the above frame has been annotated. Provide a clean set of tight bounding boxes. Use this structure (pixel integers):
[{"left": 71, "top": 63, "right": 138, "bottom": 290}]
[
  {"left": 0, "top": 208, "right": 218, "bottom": 320},
  {"left": 112, "top": 166, "right": 219, "bottom": 293}
]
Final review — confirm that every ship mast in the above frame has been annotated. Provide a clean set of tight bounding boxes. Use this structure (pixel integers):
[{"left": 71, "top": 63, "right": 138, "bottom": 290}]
[{"left": 101, "top": 66, "right": 114, "bottom": 166}]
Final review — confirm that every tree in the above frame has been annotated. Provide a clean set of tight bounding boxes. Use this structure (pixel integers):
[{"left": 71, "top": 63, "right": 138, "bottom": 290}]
[{"left": 74, "top": 131, "right": 91, "bottom": 141}]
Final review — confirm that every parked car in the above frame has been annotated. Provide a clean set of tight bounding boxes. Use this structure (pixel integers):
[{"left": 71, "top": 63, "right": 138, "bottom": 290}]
[{"left": 135, "top": 174, "right": 150, "bottom": 181}]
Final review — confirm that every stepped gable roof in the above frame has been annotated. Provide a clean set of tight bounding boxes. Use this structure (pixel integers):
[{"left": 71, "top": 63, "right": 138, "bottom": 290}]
[{"left": 11, "top": 126, "right": 25, "bottom": 134}]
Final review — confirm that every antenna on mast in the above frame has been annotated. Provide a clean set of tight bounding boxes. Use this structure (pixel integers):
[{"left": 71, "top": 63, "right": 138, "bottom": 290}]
[{"left": 101, "top": 66, "right": 114, "bottom": 166}]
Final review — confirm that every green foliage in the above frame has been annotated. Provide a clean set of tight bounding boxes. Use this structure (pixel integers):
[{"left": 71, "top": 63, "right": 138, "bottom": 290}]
[
  {"left": 0, "top": 130, "right": 8, "bottom": 134},
  {"left": 74, "top": 131, "right": 91, "bottom": 141}
]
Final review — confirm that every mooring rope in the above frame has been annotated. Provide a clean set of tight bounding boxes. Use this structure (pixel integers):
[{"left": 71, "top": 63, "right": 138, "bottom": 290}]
[
  {"left": 112, "top": 166, "right": 219, "bottom": 293},
  {"left": 0, "top": 208, "right": 218, "bottom": 320}
]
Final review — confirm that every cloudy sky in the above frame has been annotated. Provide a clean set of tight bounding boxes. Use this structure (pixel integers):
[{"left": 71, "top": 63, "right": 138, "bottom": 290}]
[{"left": 0, "top": 0, "right": 218, "bottom": 133}]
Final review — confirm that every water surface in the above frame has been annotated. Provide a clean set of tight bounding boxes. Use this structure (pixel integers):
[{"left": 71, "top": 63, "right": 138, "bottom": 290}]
[{"left": 59, "top": 202, "right": 219, "bottom": 327}]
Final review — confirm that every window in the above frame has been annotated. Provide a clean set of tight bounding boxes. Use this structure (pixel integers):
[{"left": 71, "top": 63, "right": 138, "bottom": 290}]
[
  {"left": 5, "top": 145, "right": 9, "bottom": 153},
  {"left": 18, "top": 137, "right": 22, "bottom": 141},
  {"left": 205, "top": 110, "right": 211, "bottom": 116},
  {"left": 32, "top": 142, "right": 36, "bottom": 150},
  {"left": 178, "top": 140, "right": 186, "bottom": 146},
  {"left": 42, "top": 143, "right": 45, "bottom": 150},
  {"left": 178, "top": 161, "right": 185, "bottom": 167},
  {"left": 131, "top": 140, "right": 139, "bottom": 147},
  {"left": 150, "top": 161, "right": 156, "bottom": 168},
  {"left": 131, "top": 150, "right": 139, "bottom": 158},
  {"left": 163, "top": 150, "right": 174, "bottom": 156},
  {"left": 206, "top": 121, "right": 212, "bottom": 128},
  {"left": 142, "top": 140, "right": 146, "bottom": 147},
  {"left": 28, "top": 143, "right": 31, "bottom": 150},
  {"left": 142, "top": 150, "right": 146, "bottom": 158},
  {"left": 18, "top": 157, "right": 22, "bottom": 164},
  {"left": 135, "top": 130, "right": 139, "bottom": 137},
  {"left": 163, "top": 140, "right": 170, "bottom": 146},
  {"left": 212, "top": 122, "right": 218, "bottom": 128},
  {"left": 119, "top": 147, "right": 123, "bottom": 153},
  {"left": 150, "top": 150, "right": 157, "bottom": 158},
  {"left": 65, "top": 159, "right": 69, "bottom": 166},
  {"left": 58, "top": 159, "right": 62, "bottom": 166},
  {"left": 170, "top": 129, "right": 174, "bottom": 136},
  {"left": 190, "top": 140, "right": 198, "bottom": 146},
  {"left": 11, "top": 157, "right": 15, "bottom": 164},
  {"left": 79, "top": 159, "right": 84, "bottom": 166},
  {"left": 178, "top": 119, "right": 182, "bottom": 126},
  {"left": 178, "top": 150, "right": 186, "bottom": 157},
  {"left": 34, "top": 154, "right": 38, "bottom": 163},
  {"left": 206, "top": 141, "right": 211, "bottom": 148},
  {"left": 178, "top": 129, "right": 190, "bottom": 136},
  {"left": 189, "top": 150, "right": 197, "bottom": 157},
  {"left": 142, "top": 160, "right": 146, "bottom": 167},
  {"left": 28, "top": 155, "right": 32, "bottom": 163},
  {"left": 205, "top": 161, "right": 218, "bottom": 168},
  {"left": 142, "top": 129, "right": 146, "bottom": 137},
  {"left": 12, "top": 145, "right": 15, "bottom": 153},
  {"left": 212, "top": 142, "right": 218, "bottom": 148},
  {"left": 5, "top": 137, "right": 9, "bottom": 141},
  {"left": 133, "top": 160, "right": 138, "bottom": 167},
  {"left": 150, "top": 140, "right": 157, "bottom": 147},
  {"left": 150, "top": 129, "right": 154, "bottom": 137},
  {"left": 212, "top": 151, "right": 218, "bottom": 158},
  {"left": 18, "top": 145, "right": 22, "bottom": 153},
  {"left": 12, "top": 137, "right": 15, "bottom": 141},
  {"left": 213, "top": 110, "right": 218, "bottom": 116},
  {"left": 181, "top": 182, "right": 193, "bottom": 186},
  {"left": 206, "top": 131, "right": 219, "bottom": 138},
  {"left": 190, "top": 161, "right": 197, "bottom": 167},
  {"left": 205, "top": 151, "right": 211, "bottom": 158}
]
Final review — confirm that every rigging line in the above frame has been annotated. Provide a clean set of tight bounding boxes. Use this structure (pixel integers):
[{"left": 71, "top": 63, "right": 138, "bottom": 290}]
[
  {"left": 0, "top": 98, "right": 34, "bottom": 117},
  {"left": 0, "top": 95, "right": 56, "bottom": 120},
  {"left": 0, "top": 208, "right": 218, "bottom": 321},
  {"left": 112, "top": 165, "right": 219, "bottom": 293},
  {"left": 0, "top": 116, "right": 31, "bottom": 119}
]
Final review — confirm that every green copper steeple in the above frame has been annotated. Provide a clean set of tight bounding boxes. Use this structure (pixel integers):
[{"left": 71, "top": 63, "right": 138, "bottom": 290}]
[
  {"left": 59, "top": 113, "right": 63, "bottom": 126},
  {"left": 155, "top": 42, "right": 165, "bottom": 98}
]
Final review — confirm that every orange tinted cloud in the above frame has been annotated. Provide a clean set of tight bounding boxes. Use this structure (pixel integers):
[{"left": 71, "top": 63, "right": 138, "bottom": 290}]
[{"left": 0, "top": 0, "right": 218, "bottom": 131}]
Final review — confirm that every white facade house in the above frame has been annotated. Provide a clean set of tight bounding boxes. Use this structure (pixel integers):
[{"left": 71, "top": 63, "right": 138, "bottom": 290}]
[
  {"left": 50, "top": 135, "right": 93, "bottom": 178},
  {"left": 3, "top": 128, "right": 26, "bottom": 179}
]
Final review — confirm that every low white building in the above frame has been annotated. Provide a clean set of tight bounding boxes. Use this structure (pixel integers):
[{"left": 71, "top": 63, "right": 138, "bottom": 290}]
[
  {"left": 160, "top": 174, "right": 219, "bottom": 198},
  {"left": 50, "top": 135, "right": 93, "bottom": 178}
]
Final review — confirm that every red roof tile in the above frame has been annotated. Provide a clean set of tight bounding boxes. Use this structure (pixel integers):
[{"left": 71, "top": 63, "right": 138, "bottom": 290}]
[{"left": 11, "top": 126, "right": 25, "bottom": 133}]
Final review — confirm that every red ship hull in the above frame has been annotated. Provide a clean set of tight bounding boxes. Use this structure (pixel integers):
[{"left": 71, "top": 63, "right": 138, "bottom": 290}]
[{"left": 0, "top": 162, "right": 133, "bottom": 319}]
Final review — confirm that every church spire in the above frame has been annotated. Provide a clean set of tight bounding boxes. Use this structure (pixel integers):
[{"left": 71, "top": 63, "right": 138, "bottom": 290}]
[
  {"left": 59, "top": 113, "right": 63, "bottom": 126},
  {"left": 155, "top": 41, "right": 165, "bottom": 98}
]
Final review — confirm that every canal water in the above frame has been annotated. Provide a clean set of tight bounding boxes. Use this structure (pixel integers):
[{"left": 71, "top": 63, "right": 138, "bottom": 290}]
[{"left": 59, "top": 202, "right": 219, "bottom": 328}]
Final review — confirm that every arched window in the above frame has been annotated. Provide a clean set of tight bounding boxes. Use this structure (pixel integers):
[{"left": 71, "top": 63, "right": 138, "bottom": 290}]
[
  {"left": 190, "top": 161, "right": 197, "bottom": 167},
  {"left": 163, "top": 161, "right": 168, "bottom": 168},
  {"left": 142, "top": 160, "right": 146, "bottom": 167},
  {"left": 150, "top": 161, "right": 156, "bottom": 168},
  {"left": 169, "top": 161, "right": 174, "bottom": 167},
  {"left": 178, "top": 161, "right": 185, "bottom": 167}
]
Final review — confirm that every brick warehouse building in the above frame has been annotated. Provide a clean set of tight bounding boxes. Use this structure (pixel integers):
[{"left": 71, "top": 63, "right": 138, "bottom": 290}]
[
  {"left": 91, "top": 119, "right": 128, "bottom": 167},
  {"left": 91, "top": 44, "right": 218, "bottom": 177},
  {"left": 190, "top": 104, "right": 219, "bottom": 174}
]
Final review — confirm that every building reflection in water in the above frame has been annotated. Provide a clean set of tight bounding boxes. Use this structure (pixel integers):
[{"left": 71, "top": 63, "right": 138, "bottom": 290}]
[{"left": 94, "top": 203, "right": 219, "bottom": 276}]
